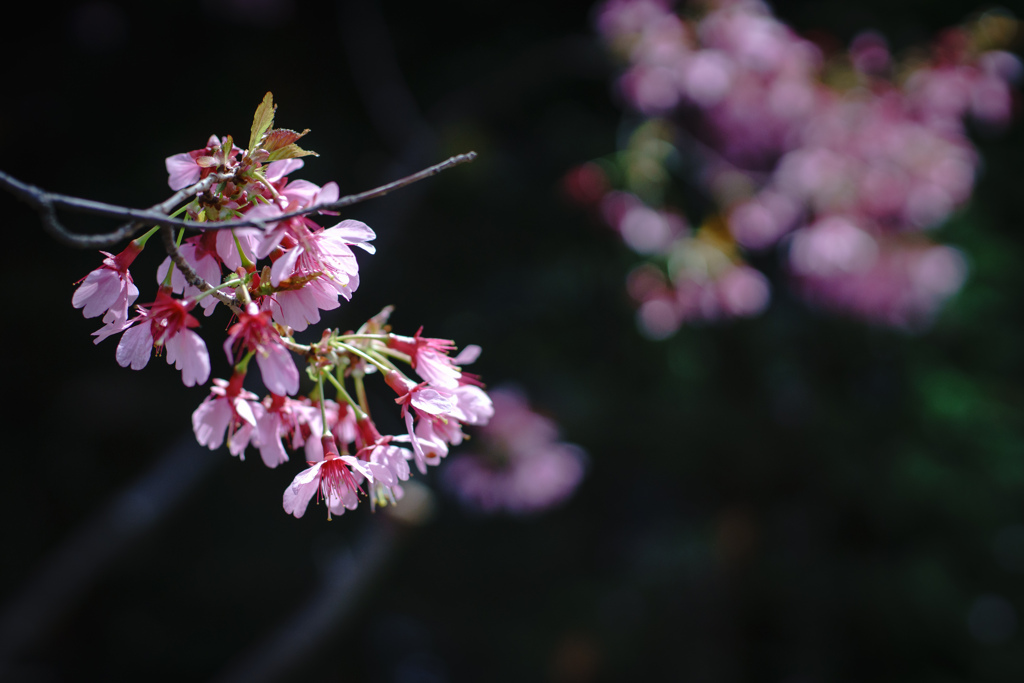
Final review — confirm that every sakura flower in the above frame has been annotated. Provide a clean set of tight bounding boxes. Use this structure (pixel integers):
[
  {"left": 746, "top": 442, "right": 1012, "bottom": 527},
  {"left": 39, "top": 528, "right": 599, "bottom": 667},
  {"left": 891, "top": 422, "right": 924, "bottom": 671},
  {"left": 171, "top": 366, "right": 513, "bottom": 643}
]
[
  {"left": 386, "top": 370, "right": 457, "bottom": 473},
  {"left": 450, "top": 384, "right": 495, "bottom": 426},
  {"left": 254, "top": 393, "right": 307, "bottom": 468},
  {"left": 224, "top": 303, "right": 299, "bottom": 396},
  {"left": 165, "top": 153, "right": 204, "bottom": 192},
  {"left": 269, "top": 219, "right": 376, "bottom": 295},
  {"left": 262, "top": 275, "right": 341, "bottom": 332},
  {"left": 366, "top": 443, "right": 413, "bottom": 510},
  {"left": 73, "top": 241, "right": 142, "bottom": 333},
  {"left": 352, "top": 415, "right": 412, "bottom": 488},
  {"left": 115, "top": 289, "right": 210, "bottom": 387},
  {"left": 192, "top": 372, "right": 263, "bottom": 457},
  {"left": 165, "top": 134, "right": 234, "bottom": 191},
  {"left": 215, "top": 228, "right": 258, "bottom": 272},
  {"left": 387, "top": 329, "right": 463, "bottom": 389},
  {"left": 156, "top": 234, "right": 224, "bottom": 316},
  {"left": 298, "top": 398, "right": 343, "bottom": 462},
  {"left": 394, "top": 419, "right": 454, "bottom": 469},
  {"left": 445, "top": 440, "right": 587, "bottom": 514},
  {"left": 245, "top": 179, "right": 343, "bottom": 260},
  {"left": 283, "top": 434, "right": 387, "bottom": 519}
]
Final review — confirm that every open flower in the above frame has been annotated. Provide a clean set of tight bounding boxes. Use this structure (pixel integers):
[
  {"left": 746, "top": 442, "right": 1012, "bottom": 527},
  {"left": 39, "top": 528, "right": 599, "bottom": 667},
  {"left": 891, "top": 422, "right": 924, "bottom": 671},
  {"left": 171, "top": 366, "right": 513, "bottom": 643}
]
[
  {"left": 283, "top": 434, "right": 389, "bottom": 519},
  {"left": 156, "top": 234, "right": 224, "bottom": 317},
  {"left": 387, "top": 329, "right": 463, "bottom": 389},
  {"left": 115, "top": 289, "right": 210, "bottom": 387},
  {"left": 192, "top": 372, "right": 263, "bottom": 457},
  {"left": 386, "top": 370, "right": 459, "bottom": 473},
  {"left": 74, "top": 242, "right": 142, "bottom": 338},
  {"left": 164, "top": 134, "right": 242, "bottom": 190},
  {"left": 224, "top": 303, "right": 299, "bottom": 396}
]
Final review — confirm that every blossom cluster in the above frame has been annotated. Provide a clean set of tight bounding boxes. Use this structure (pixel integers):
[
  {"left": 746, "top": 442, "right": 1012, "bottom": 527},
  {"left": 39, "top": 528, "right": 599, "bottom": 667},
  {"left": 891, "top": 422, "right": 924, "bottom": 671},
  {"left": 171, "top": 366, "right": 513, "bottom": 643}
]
[
  {"left": 72, "top": 93, "right": 494, "bottom": 519},
  {"left": 442, "top": 388, "right": 586, "bottom": 514},
  {"left": 570, "top": 0, "right": 1020, "bottom": 336}
]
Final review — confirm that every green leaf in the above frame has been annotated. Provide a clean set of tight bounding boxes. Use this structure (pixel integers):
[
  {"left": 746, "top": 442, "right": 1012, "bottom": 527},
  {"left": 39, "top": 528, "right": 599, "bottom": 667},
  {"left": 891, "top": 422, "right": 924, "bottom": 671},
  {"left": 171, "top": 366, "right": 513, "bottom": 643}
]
[
  {"left": 267, "top": 143, "right": 319, "bottom": 161},
  {"left": 249, "top": 92, "right": 276, "bottom": 152}
]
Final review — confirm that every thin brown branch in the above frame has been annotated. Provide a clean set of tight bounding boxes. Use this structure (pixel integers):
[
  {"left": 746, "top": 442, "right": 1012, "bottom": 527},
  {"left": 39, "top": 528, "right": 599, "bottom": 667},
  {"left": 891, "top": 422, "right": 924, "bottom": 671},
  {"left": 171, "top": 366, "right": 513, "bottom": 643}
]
[
  {"left": 159, "top": 226, "right": 242, "bottom": 315},
  {"left": 0, "top": 152, "right": 477, "bottom": 247},
  {"left": 0, "top": 170, "right": 224, "bottom": 248}
]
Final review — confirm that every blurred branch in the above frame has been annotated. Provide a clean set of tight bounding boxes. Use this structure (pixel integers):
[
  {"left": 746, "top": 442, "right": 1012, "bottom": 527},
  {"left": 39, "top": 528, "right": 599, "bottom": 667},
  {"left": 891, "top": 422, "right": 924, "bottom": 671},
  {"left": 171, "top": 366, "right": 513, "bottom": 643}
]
[
  {"left": 212, "top": 515, "right": 406, "bottom": 683},
  {"left": 0, "top": 435, "right": 220, "bottom": 675}
]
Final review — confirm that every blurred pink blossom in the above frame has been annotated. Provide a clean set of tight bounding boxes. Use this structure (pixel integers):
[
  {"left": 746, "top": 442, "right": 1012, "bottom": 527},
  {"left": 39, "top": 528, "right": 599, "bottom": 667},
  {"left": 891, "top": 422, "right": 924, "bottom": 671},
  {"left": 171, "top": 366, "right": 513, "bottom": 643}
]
[
  {"left": 583, "top": 0, "right": 1017, "bottom": 332},
  {"left": 443, "top": 388, "right": 586, "bottom": 514}
]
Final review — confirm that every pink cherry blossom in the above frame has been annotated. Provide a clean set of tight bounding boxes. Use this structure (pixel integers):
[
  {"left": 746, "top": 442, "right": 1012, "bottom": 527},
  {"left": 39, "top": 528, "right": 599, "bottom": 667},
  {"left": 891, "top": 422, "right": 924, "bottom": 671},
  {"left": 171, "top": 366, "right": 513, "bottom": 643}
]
[
  {"left": 352, "top": 415, "right": 413, "bottom": 494},
  {"left": 156, "top": 234, "right": 224, "bottom": 316},
  {"left": 115, "top": 289, "right": 210, "bottom": 387},
  {"left": 387, "top": 329, "right": 464, "bottom": 389},
  {"left": 60, "top": 93, "right": 501, "bottom": 524},
  {"left": 164, "top": 135, "right": 228, "bottom": 191},
  {"left": 253, "top": 393, "right": 317, "bottom": 468},
  {"left": 245, "top": 178, "right": 343, "bottom": 260},
  {"left": 586, "top": 0, "right": 1016, "bottom": 332},
  {"left": 443, "top": 388, "right": 587, "bottom": 514},
  {"left": 214, "top": 228, "right": 258, "bottom": 272},
  {"left": 282, "top": 434, "right": 388, "bottom": 519},
  {"left": 73, "top": 242, "right": 142, "bottom": 336},
  {"left": 224, "top": 304, "right": 299, "bottom": 396},
  {"left": 192, "top": 372, "right": 263, "bottom": 456},
  {"left": 263, "top": 158, "right": 305, "bottom": 183},
  {"left": 450, "top": 384, "right": 495, "bottom": 426},
  {"left": 262, "top": 277, "right": 341, "bottom": 332},
  {"left": 386, "top": 370, "right": 458, "bottom": 473},
  {"left": 269, "top": 220, "right": 375, "bottom": 294}
]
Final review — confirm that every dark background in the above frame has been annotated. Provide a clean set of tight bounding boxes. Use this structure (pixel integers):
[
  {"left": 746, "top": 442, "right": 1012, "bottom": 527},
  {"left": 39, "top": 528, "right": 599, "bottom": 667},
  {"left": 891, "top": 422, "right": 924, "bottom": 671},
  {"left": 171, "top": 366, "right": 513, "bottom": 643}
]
[{"left": 2, "top": 0, "right": 1023, "bottom": 681}]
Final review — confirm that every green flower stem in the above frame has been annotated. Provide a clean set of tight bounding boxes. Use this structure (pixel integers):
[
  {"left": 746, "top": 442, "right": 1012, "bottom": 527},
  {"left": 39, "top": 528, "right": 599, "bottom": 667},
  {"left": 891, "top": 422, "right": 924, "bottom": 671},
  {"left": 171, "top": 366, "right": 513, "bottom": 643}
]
[
  {"left": 354, "top": 373, "right": 370, "bottom": 415},
  {"left": 335, "top": 333, "right": 391, "bottom": 342},
  {"left": 376, "top": 347, "right": 413, "bottom": 365},
  {"left": 191, "top": 277, "right": 244, "bottom": 303},
  {"left": 160, "top": 230, "right": 187, "bottom": 289},
  {"left": 334, "top": 342, "right": 393, "bottom": 375},
  {"left": 234, "top": 350, "right": 255, "bottom": 375},
  {"left": 232, "top": 231, "right": 254, "bottom": 269},
  {"left": 279, "top": 337, "right": 311, "bottom": 355},
  {"left": 252, "top": 170, "right": 280, "bottom": 200},
  {"left": 322, "top": 371, "right": 367, "bottom": 420},
  {"left": 133, "top": 226, "right": 162, "bottom": 249},
  {"left": 235, "top": 280, "right": 253, "bottom": 307},
  {"left": 317, "top": 372, "right": 328, "bottom": 430}
]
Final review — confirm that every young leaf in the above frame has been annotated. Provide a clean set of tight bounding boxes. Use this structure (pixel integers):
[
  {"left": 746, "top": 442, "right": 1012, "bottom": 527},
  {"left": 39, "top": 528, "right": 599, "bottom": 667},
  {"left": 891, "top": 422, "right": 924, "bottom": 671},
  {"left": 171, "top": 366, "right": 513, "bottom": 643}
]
[
  {"left": 262, "top": 128, "right": 310, "bottom": 152},
  {"left": 249, "top": 92, "right": 277, "bottom": 152},
  {"left": 267, "top": 144, "right": 319, "bottom": 161}
]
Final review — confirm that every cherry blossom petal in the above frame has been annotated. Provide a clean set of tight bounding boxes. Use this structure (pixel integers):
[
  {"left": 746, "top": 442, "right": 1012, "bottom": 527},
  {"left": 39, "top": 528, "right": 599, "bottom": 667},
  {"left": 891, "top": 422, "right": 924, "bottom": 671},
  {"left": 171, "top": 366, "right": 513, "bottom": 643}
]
[
  {"left": 116, "top": 324, "right": 153, "bottom": 371},
  {"left": 192, "top": 399, "right": 234, "bottom": 450},
  {"left": 256, "top": 343, "right": 300, "bottom": 396},
  {"left": 165, "top": 153, "right": 201, "bottom": 190},
  {"left": 164, "top": 329, "right": 211, "bottom": 387},
  {"left": 73, "top": 269, "right": 124, "bottom": 318},
  {"left": 283, "top": 462, "right": 324, "bottom": 518},
  {"left": 264, "top": 158, "right": 305, "bottom": 182}
]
